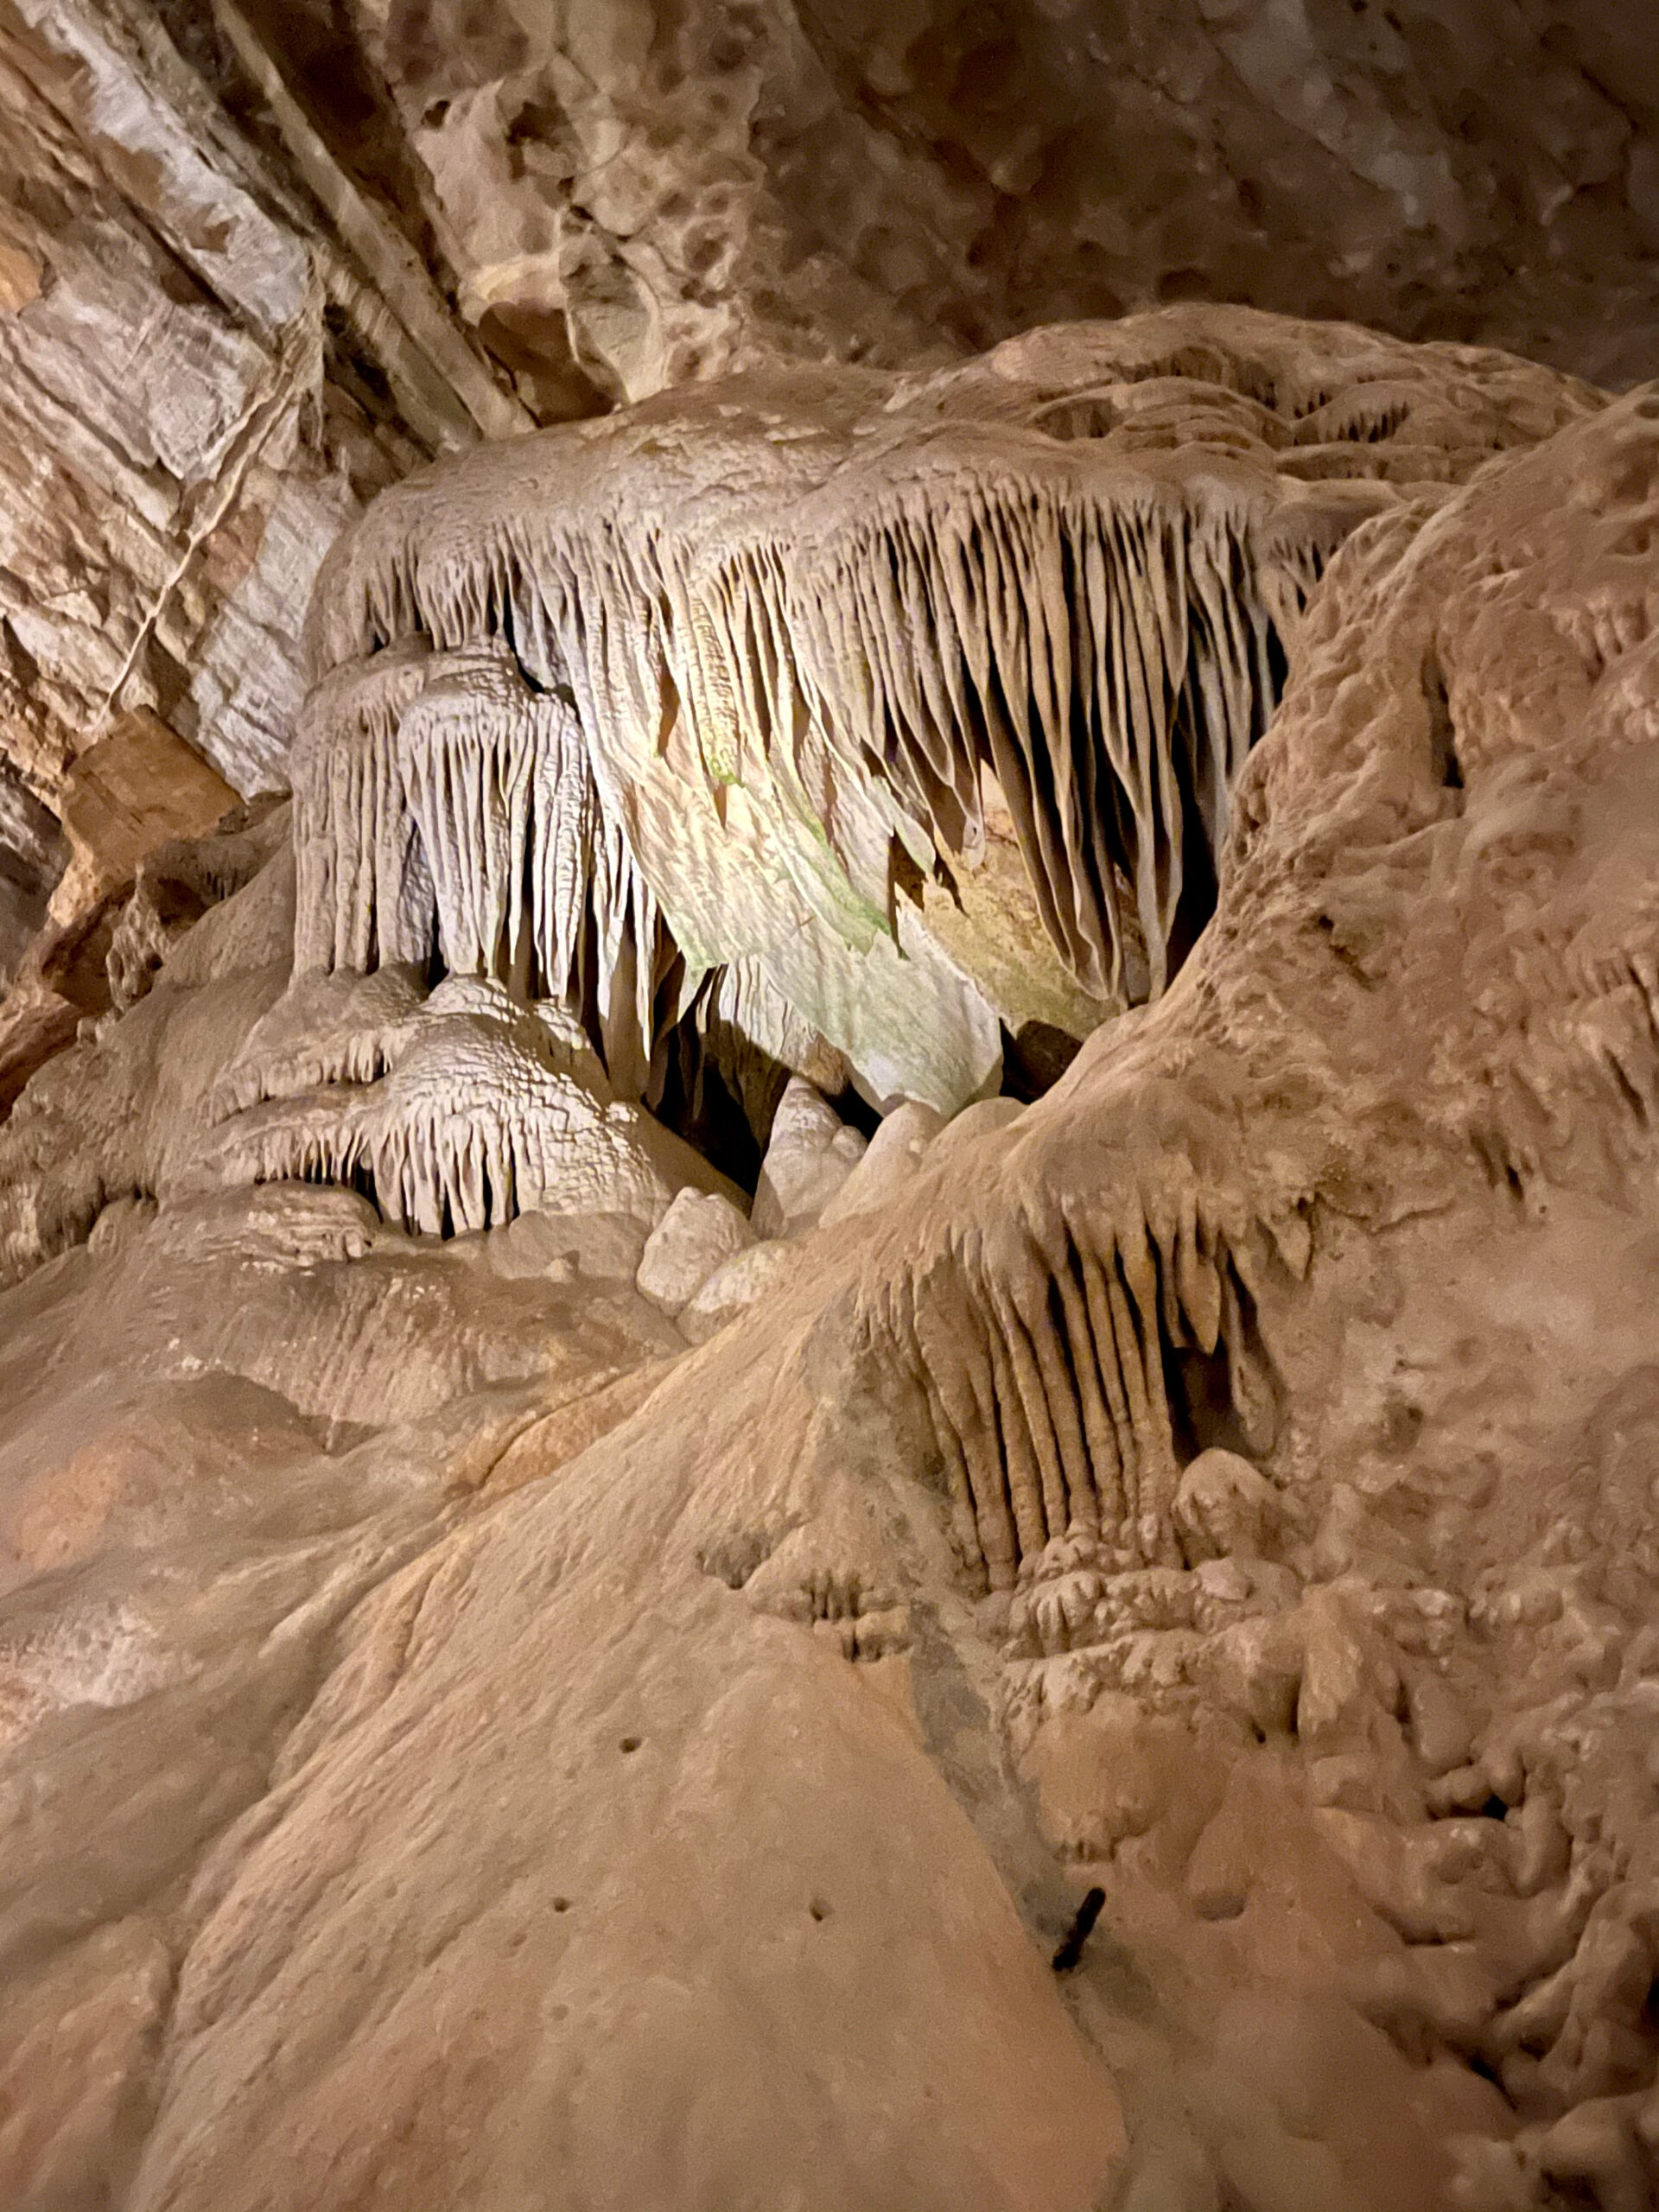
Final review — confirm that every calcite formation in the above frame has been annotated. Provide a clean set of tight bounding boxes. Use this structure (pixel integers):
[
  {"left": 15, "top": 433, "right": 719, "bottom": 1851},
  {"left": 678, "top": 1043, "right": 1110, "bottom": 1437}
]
[
  {"left": 204, "top": 973, "right": 734, "bottom": 1236},
  {"left": 2, "top": 293, "right": 1659, "bottom": 2212},
  {"left": 16, "top": 305, "right": 1589, "bottom": 1270},
  {"left": 283, "top": 306, "right": 1593, "bottom": 1125},
  {"left": 862, "top": 382, "right": 1659, "bottom": 1585},
  {"left": 3, "top": 0, "right": 1656, "bottom": 930}
]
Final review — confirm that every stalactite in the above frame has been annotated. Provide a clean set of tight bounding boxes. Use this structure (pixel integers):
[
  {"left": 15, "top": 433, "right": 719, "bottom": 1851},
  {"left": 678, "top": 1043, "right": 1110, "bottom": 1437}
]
[
  {"left": 289, "top": 641, "right": 677, "bottom": 1101},
  {"left": 304, "top": 460, "right": 1317, "bottom": 1017},
  {"left": 396, "top": 652, "right": 671, "bottom": 1092},
  {"left": 203, "top": 984, "right": 710, "bottom": 1238},
  {"left": 265, "top": 311, "right": 1587, "bottom": 1193},
  {"left": 878, "top": 1184, "right": 1288, "bottom": 1586},
  {"left": 289, "top": 641, "right": 439, "bottom": 978}
]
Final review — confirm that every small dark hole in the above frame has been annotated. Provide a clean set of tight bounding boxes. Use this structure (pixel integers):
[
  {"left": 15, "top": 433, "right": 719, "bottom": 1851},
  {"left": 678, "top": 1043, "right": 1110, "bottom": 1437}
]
[
  {"left": 1423, "top": 649, "right": 1463, "bottom": 791},
  {"left": 1196, "top": 1891, "right": 1246, "bottom": 1922},
  {"left": 620, "top": 1736, "right": 641, "bottom": 1754},
  {"left": 1478, "top": 1795, "right": 1509, "bottom": 1821},
  {"left": 552, "top": 1897, "right": 571, "bottom": 1912},
  {"left": 1466, "top": 2053, "right": 1514, "bottom": 2107},
  {"left": 809, "top": 1897, "right": 831, "bottom": 1923}
]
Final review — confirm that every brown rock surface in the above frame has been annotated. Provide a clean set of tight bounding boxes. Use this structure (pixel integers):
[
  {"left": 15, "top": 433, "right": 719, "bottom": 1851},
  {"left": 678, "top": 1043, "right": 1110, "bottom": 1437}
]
[
  {"left": 1, "top": 4, "right": 1658, "bottom": 2206},
  {"left": 52, "top": 711, "right": 238, "bottom": 913},
  {"left": 0, "top": 715, "right": 251, "bottom": 1116},
  {"left": 1, "top": 0, "right": 1656, "bottom": 881},
  {"left": 0, "top": 761, "right": 63, "bottom": 987},
  {"left": 0, "top": 333, "right": 1655, "bottom": 2207}
]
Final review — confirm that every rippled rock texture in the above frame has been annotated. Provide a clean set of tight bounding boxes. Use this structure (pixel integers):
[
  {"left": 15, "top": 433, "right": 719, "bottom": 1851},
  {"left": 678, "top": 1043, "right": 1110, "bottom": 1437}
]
[
  {"left": 0, "top": 303, "right": 1656, "bottom": 2209},
  {"left": 3, "top": 6, "right": 1659, "bottom": 2208},
  {"left": 1, "top": 0, "right": 1656, "bottom": 874}
]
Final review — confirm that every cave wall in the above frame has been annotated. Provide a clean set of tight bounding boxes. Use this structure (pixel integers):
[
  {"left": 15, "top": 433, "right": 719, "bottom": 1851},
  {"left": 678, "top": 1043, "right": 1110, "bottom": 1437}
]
[
  {"left": 3, "top": 11, "right": 1659, "bottom": 2205},
  {"left": 1, "top": 0, "right": 1657, "bottom": 899}
]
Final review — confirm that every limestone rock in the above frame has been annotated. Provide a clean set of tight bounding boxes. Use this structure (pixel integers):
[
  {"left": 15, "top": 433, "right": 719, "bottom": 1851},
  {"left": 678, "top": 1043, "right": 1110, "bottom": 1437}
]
[
  {"left": 347, "top": 0, "right": 1659, "bottom": 400},
  {"left": 51, "top": 712, "right": 238, "bottom": 918},
  {"left": 481, "top": 1208, "right": 651, "bottom": 1286},
  {"left": 752, "top": 1080, "right": 869, "bottom": 1239},
  {"left": 0, "top": 979, "right": 79, "bottom": 1120},
  {"left": 929, "top": 1096, "right": 1026, "bottom": 1164},
  {"left": 105, "top": 796, "right": 293, "bottom": 1015},
  {"left": 678, "top": 1238, "right": 801, "bottom": 1344},
  {"left": 1172, "top": 1448, "right": 1283, "bottom": 1566},
  {"left": 0, "top": 764, "right": 64, "bottom": 988},
  {"left": 2, "top": 0, "right": 1657, "bottom": 996},
  {"left": 819, "top": 1101, "right": 947, "bottom": 1227},
  {"left": 2, "top": 19, "right": 1659, "bottom": 2198},
  {"left": 0, "top": 0, "right": 378, "bottom": 807},
  {"left": 0, "top": 725, "right": 253, "bottom": 1116},
  {"left": 636, "top": 1188, "right": 753, "bottom": 1313}
]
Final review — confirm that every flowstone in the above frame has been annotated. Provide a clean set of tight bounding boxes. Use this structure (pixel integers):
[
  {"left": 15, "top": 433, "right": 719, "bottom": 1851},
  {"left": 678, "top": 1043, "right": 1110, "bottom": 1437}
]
[
  {"left": 1, "top": 308, "right": 1656, "bottom": 2212},
  {"left": 4, "top": 304, "right": 1591, "bottom": 1273},
  {"left": 843, "top": 385, "right": 1659, "bottom": 2209}
]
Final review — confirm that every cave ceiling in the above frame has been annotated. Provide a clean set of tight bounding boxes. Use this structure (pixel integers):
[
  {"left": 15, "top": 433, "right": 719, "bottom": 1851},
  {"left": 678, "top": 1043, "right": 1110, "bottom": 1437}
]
[{"left": 1, "top": 0, "right": 1656, "bottom": 886}]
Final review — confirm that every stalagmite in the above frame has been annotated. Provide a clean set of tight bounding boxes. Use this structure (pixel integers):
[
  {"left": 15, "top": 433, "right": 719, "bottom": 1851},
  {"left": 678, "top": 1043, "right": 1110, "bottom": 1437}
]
[{"left": 6, "top": 281, "right": 1659, "bottom": 2212}]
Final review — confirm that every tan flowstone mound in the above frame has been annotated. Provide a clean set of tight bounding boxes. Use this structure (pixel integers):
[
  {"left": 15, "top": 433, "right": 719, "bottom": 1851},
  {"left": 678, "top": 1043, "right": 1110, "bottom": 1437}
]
[
  {"left": 2, "top": 315, "right": 1659, "bottom": 2211},
  {"left": 636, "top": 1186, "right": 753, "bottom": 1312}
]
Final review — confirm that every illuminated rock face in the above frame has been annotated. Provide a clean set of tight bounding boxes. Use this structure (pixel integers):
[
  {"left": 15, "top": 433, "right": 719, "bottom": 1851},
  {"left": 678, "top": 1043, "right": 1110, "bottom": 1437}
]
[
  {"left": 1, "top": 0, "right": 1656, "bottom": 942},
  {"left": 857, "top": 384, "right": 1659, "bottom": 1593},
  {"left": 4, "top": 10, "right": 1659, "bottom": 2211},
  {"left": 4, "top": 169, "right": 1659, "bottom": 2212},
  {"left": 134, "top": 303, "right": 1580, "bottom": 1254},
  {"left": 276, "top": 305, "right": 1594, "bottom": 1135}
]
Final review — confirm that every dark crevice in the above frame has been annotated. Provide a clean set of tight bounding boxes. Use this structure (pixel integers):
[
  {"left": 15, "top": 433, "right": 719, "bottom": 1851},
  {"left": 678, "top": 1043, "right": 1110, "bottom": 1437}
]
[
  {"left": 1423, "top": 648, "right": 1464, "bottom": 793},
  {"left": 1166, "top": 1338, "right": 1255, "bottom": 1464}
]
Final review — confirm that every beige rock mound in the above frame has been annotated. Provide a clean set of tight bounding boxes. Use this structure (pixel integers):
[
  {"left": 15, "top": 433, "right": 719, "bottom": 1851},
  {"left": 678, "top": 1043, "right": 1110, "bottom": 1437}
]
[
  {"left": 0, "top": 327, "right": 1656, "bottom": 2212},
  {"left": 849, "top": 385, "right": 1659, "bottom": 2207}
]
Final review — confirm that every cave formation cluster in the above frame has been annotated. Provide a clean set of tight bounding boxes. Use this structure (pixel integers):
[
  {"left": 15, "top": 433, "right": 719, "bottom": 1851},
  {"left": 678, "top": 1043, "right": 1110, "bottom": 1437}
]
[{"left": 2, "top": 5, "right": 1659, "bottom": 2212}]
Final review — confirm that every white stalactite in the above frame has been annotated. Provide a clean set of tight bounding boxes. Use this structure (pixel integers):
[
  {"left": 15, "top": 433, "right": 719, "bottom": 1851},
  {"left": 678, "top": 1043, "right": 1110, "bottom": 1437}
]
[
  {"left": 304, "top": 463, "right": 1302, "bottom": 1008},
  {"left": 274, "top": 308, "right": 1590, "bottom": 1147},
  {"left": 203, "top": 978, "right": 726, "bottom": 1236}
]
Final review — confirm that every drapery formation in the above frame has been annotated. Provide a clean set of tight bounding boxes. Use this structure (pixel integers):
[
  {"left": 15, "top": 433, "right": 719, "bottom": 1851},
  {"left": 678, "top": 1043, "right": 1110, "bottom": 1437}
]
[
  {"left": 868, "top": 1147, "right": 1296, "bottom": 1586},
  {"left": 296, "top": 440, "right": 1343, "bottom": 1065},
  {"left": 287, "top": 307, "right": 1585, "bottom": 1122},
  {"left": 202, "top": 974, "right": 728, "bottom": 1236},
  {"left": 291, "top": 643, "right": 675, "bottom": 1103}
]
